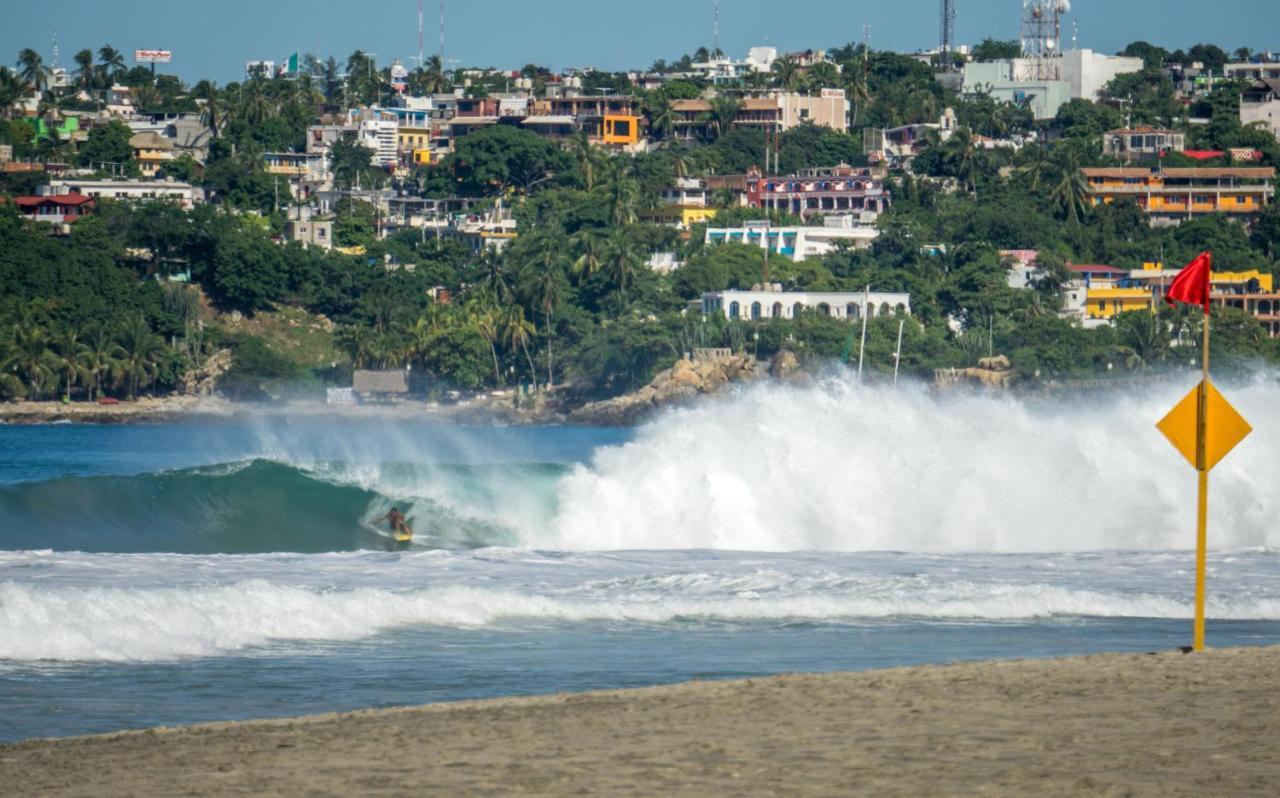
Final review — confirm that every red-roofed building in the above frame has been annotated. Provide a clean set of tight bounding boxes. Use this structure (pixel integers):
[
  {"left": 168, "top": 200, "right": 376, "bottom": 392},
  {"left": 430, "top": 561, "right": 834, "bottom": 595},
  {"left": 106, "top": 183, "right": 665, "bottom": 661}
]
[
  {"left": 1180, "top": 150, "right": 1226, "bottom": 161},
  {"left": 2, "top": 194, "right": 95, "bottom": 226}
]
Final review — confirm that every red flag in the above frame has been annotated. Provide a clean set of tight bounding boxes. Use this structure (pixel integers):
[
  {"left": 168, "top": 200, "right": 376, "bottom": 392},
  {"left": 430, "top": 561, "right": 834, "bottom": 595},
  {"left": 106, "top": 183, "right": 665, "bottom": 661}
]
[{"left": 1165, "top": 251, "right": 1212, "bottom": 311}]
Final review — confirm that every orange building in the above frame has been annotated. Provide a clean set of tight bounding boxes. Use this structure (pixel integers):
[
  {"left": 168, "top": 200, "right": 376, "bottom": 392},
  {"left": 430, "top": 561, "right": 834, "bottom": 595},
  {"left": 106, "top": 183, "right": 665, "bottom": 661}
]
[{"left": 1081, "top": 166, "right": 1274, "bottom": 225}]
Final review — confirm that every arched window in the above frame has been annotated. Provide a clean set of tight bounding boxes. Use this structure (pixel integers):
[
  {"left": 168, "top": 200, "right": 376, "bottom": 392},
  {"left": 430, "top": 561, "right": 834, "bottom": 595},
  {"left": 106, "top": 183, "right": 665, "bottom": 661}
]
[
  {"left": 817, "top": 302, "right": 831, "bottom": 316},
  {"left": 751, "top": 302, "right": 762, "bottom": 320},
  {"left": 846, "top": 303, "right": 859, "bottom": 319},
  {"left": 729, "top": 301, "right": 740, "bottom": 319},
  {"left": 880, "top": 302, "right": 892, "bottom": 316},
  {"left": 895, "top": 303, "right": 907, "bottom": 315},
  {"left": 793, "top": 302, "right": 804, "bottom": 318},
  {"left": 772, "top": 302, "right": 783, "bottom": 318}
]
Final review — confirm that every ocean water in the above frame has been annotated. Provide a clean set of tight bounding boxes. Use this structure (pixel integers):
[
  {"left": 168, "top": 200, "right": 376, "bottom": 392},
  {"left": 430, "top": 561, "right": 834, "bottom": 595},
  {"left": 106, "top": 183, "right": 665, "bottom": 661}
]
[{"left": 3, "top": 376, "right": 1279, "bottom": 742}]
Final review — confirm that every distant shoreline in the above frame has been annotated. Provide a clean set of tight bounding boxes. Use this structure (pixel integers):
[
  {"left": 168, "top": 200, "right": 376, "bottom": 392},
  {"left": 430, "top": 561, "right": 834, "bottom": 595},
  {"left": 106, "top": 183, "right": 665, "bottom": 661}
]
[
  {"left": 0, "top": 396, "right": 571, "bottom": 427},
  {"left": 3, "top": 645, "right": 1277, "bottom": 796}
]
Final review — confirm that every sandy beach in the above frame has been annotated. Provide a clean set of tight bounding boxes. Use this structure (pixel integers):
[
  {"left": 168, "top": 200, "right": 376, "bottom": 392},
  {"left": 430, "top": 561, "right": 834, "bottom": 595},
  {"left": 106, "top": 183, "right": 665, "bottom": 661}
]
[{"left": 3, "top": 645, "right": 1277, "bottom": 797}]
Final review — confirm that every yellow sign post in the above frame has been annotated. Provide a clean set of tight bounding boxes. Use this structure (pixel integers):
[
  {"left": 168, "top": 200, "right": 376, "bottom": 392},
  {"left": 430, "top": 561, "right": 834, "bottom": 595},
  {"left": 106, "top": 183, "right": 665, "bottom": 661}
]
[{"left": 1156, "top": 341, "right": 1251, "bottom": 651}]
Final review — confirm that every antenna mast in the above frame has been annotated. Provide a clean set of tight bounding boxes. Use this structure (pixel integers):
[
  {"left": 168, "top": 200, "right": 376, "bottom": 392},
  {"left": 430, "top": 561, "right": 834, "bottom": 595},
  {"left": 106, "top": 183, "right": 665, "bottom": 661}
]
[
  {"left": 439, "top": 0, "right": 446, "bottom": 68},
  {"left": 713, "top": 0, "right": 721, "bottom": 57},
  {"left": 418, "top": 0, "right": 424, "bottom": 68},
  {"left": 1019, "top": 0, "right": 1070, "bottom": 81},
  {"left": 939, "top": 0, "right": 955, "bottom": 72}
]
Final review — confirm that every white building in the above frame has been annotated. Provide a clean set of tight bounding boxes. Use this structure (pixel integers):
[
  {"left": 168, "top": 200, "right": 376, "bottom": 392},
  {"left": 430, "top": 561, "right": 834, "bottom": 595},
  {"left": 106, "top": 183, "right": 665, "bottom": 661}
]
[
  {"left": 705, "top": 219, "right": 877, "bottom": 260},
  {"left": 1225, "top": 63, "right": 1280, "bottom": 81},
  {"left": 1240, "top": 79, "right": 1280, "bottom": 141},
  {"left": 355, "top": 119, "right": 399, "bottom": 167},
  {"left": 962, "top": 49, "right": 1143, "bottom": 119},
  {"left": 702, "top": 288, "right": 911, "bottom": 321},
  {"left": 44, "top": 178, "right": 201, "bottom": 209}
]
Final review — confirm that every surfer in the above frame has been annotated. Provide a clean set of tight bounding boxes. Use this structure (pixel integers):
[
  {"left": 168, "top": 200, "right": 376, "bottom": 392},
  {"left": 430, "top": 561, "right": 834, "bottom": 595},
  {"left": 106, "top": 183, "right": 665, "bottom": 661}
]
[{"left": 372, "top": 507, "right": 414, "bottom": 541}]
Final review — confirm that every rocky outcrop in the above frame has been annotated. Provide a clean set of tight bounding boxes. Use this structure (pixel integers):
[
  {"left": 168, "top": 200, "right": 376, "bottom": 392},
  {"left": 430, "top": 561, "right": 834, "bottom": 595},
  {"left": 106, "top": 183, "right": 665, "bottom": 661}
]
[
  {"left": 180, "top": 349, "right": 233, "bottom": 396},
  {"left": 934, "top": 354, "right": 1014, "bottom": 391},
  {"left": 569, "top": 352, "right": 765, "bottom": 426}
]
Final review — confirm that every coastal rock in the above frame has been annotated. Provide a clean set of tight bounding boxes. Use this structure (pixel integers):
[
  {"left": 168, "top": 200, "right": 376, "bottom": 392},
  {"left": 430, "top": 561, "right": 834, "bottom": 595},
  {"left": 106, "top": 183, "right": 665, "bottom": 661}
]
[
  {"left": 180, "top": 349, "right": 233, "bottom": 396},
  {"left": 569, "top": 351, "right": 770, "bottom": 426},
  {"left": 769, "top": 350, "right": 801, "bottom": 381},
  {"left": 933, "top": 356, "right": 1015, "bottom": 391}
]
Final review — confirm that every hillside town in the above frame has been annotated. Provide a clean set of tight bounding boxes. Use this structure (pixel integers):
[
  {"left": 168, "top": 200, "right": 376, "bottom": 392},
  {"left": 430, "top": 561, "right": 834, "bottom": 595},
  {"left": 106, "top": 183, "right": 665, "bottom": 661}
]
[{"left": 2, "top": 0, "right": 1279, "bottom": 415}]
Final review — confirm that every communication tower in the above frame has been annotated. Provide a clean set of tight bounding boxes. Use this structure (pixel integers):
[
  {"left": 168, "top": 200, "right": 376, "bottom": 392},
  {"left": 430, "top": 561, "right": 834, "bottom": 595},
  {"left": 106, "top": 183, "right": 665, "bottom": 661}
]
[
  {"left": 939, "top": 0, "right": 956, "bottom": 72},
  {"left": 1018, "top": 0, "right": 1070, "bottom": 81}
]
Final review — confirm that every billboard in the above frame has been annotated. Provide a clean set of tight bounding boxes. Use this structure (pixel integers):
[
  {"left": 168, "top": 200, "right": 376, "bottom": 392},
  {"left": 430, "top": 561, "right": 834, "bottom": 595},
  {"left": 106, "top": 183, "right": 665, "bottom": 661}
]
[{"left": 134, "top": 49, "right": 172, "bottom": 63}]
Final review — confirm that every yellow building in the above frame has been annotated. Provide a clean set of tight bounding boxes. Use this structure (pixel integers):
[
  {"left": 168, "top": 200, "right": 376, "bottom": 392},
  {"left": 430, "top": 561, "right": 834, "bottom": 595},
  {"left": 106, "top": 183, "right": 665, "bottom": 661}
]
[
  {"left": 602, "top": 114, "right": 641, "bottom": 146},
  {"left": 129, "top": 132, "right": 175, "bottom": 178},
  {"left": 641, "top": 206, "right": 718, "bottom": 227},
  {"left": 1081, "top": 167, "right": 1274, "bottom": 223},
  {"left": 397, "top": 126, "right": 432, "bottom": 166},
  {"left": 1086, "top": 287, "right": 1155, "bottom": 319}
]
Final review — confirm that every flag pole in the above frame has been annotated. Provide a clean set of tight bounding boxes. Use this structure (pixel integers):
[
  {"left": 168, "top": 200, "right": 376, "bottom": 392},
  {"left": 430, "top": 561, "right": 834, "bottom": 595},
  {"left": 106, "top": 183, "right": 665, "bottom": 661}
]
[{"left": 1193, "top": 297, "right": 1210, "bottom": 651}]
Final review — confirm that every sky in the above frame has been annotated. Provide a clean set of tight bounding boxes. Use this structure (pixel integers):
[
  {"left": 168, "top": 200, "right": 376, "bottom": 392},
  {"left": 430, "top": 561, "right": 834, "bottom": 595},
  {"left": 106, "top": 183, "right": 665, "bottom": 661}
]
[{"left": 4, "top": 0, "right": 1278, "bottom": 84}]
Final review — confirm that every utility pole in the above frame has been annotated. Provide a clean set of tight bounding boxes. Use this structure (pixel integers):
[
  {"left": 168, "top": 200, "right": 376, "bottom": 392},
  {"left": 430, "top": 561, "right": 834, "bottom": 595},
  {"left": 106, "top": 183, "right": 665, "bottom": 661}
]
[
  {"left": 857, "top": 285, "right": 870, "bottom": 380},
  {"left": 893, "top": 319, "right": 904, "bottom": 384}
]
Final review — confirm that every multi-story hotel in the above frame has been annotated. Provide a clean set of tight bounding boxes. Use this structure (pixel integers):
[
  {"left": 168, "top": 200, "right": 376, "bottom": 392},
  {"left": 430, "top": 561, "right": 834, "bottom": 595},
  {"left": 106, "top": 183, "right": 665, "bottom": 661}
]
[
  {"left": 744, "top": 165, "right": 890, "bottom": 219},
  {"left": 1081, "top": 166, "right": 1274, "bottom": 225}
]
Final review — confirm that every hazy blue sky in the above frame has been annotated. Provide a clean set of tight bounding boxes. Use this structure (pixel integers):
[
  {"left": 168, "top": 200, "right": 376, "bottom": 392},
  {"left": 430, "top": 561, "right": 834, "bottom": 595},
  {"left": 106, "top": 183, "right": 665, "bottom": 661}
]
[{"left": 5, "top": 0, "right": 1277, "bottom": 84}]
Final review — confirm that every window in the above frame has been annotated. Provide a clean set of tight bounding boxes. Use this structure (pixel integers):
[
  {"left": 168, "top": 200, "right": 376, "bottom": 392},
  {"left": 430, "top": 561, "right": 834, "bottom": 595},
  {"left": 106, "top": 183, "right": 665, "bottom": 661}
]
[
  {"left": 751, "top": 302, "right": 762, "bottom": 320},
  {"left": 729, "top": 301, "right": 740, "bottom": 319}
]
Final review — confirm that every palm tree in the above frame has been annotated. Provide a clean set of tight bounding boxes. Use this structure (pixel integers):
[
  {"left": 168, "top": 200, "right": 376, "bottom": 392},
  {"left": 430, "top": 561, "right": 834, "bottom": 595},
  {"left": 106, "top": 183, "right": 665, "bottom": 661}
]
[
  {"left": 569, "top": 131, "right": 605, "bottom": 190},
  {"left": 16, "top": 48, "right": 50, "bottom": 93},
  {"left": 645, "top": 95, "right": 676, "bottom": 141},
  {"left": 534, "top": 269, "right": 564, "bottom": 387},
  {"left": 114, "top": 314, "right": 164, "bottom": 400},
  {"left": 499, "top": 305, "right": 538, "bottom": 391},
  {"left": 467, "top": 302, "right": 502, "bottom": 387},
  {"left": 194, "top": 80, "right": 224, "bottom": 139},
  {"left": 479, "top": 251, "right": 512, "bottom": 305},
  {"left": 603, "top": 160, "right": 640, "bottom": 227},
  {"left": 80, "top": 323, "right": 122, "bottom": 401},
  {"left": 6, "top": 317, "right": 57, "bottom": 399},
  {"left": 337, "top": 324, "right": 373, "bottom": 369},
  {"left": 235, "top": 77, "right": 273, "bottom": 126},
  {"left": 1049, "top": 152, "right": 1089, "bottom": 224},
  {"left": 1015, "top": 143, "right": 1051, "bottom": 190},
  {"left": 421, "top": 54, "right": 448, "bottom": 94},
  {"left": 602, "top": 231, "right": 641, "bottom": 304},
  {"left": 72, "top": 49, "right": 95, "bottom": 92},
  {"left": 708, "top": 96, "right": 740, "bottom": 141},
  {"left": 319, "top": 56, "right": 343, "bottom": 106},
  {"left": 97, "top": 45, "right": 126, "bottom": 83},
  {"left": 771, "top": 56, "right": 801, "bottom": 91},
  {"left": 945, "top": 128, "right": 980, "bottom": 198},
  {"left": 807, "top": 62, "right": 840, "bottom": 89},
  {"left": 570, "top": 228, "right": 605, "bottom": 283},
  {"left": 847, "top": 54, "right": 871, "bottom": 128},
  {"left": 0, "top": 67, "right": 26, "bottom": 119},
  {"left": 51, "top": 330, "right": 90, "bottom": 401}
]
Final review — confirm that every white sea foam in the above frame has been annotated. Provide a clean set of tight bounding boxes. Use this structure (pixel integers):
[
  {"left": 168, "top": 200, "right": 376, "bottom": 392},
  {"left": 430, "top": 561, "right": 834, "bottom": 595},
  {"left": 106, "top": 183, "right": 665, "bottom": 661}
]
[
  {"left": 544, "top": 376, "right": 1280, "bottom": 552},
  {"left": 4, "top": 570, "right": 1279, "bottom": 662}
]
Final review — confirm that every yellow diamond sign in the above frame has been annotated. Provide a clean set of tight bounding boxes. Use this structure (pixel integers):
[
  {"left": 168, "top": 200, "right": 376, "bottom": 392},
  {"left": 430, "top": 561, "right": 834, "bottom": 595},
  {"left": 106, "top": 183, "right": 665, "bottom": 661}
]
[{"left": 1156, "top": 380, "right": 1252, "bottom": 471}]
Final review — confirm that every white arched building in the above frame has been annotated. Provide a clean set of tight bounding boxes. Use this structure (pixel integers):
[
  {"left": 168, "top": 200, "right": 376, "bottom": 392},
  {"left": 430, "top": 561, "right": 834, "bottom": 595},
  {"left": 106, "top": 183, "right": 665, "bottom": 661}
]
[{"left": 701, "top": 289, "right": 911, "bottom": 321}]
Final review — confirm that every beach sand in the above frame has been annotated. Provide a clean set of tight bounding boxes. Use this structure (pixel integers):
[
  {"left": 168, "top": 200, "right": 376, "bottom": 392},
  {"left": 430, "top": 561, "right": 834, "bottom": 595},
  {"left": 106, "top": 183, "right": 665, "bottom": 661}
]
[{"left": 3, "top": 645, "right": 1277, "bottom": 796}]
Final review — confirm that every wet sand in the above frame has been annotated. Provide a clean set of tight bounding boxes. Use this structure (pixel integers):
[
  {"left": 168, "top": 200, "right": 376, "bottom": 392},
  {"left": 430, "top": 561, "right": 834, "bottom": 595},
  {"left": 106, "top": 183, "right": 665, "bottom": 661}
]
[{"left": 3, "top": 645, "right": 1277, "bottom": 796}]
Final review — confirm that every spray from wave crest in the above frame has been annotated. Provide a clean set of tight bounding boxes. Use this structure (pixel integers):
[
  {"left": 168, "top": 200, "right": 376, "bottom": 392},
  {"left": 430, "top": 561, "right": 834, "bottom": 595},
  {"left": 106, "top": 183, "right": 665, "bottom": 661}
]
[
  {"left": 544, "top": 377, "right": 1280, "bottom": 552},
  {"left": 7, "top": 574, "right": 1279, "bottom": 662}
]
